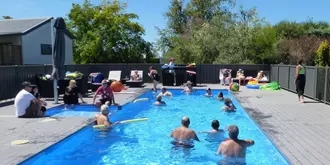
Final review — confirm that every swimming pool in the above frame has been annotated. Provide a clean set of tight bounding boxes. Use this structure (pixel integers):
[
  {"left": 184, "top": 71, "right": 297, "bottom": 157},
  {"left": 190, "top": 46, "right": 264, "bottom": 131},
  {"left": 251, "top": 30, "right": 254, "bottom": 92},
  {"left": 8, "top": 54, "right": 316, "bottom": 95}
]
[{"left": 20, "top": 89, "right": 289, "bottom": 165}]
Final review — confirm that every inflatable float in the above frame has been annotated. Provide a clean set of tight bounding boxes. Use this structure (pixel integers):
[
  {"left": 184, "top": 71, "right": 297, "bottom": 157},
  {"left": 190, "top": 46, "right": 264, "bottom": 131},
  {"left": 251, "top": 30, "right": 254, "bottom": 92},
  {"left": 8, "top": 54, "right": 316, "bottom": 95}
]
[{"left": 246, "top": 84, "right": 261, "bottom": 89}]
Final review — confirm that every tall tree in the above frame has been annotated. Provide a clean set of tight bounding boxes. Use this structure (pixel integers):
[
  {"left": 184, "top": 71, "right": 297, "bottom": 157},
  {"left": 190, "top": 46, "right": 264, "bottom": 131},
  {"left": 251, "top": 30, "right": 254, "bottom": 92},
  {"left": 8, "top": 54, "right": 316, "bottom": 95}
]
[
  {"left": 165, "top": 0, "right": 187, "bottom": 35},
  {"left": 67, "top": 0, "right": 155, "bottom": 64}
]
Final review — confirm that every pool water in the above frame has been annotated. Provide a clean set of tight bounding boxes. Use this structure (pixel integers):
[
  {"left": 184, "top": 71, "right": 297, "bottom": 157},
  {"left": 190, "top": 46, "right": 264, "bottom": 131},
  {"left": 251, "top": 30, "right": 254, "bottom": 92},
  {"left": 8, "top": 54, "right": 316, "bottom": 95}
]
[
  {"left": 21, "top": 89, "right": 289, "bottom": 165},
  {"left": 45, "top": 105, "right": 118, "bottom": 117}
]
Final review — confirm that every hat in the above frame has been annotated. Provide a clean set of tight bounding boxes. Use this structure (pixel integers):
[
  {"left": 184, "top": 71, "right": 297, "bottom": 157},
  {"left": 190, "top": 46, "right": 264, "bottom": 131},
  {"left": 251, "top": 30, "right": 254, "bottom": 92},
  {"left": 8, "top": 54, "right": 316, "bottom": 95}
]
[{"left": 22, "top": 81, "right": 33, "bottom": 88}]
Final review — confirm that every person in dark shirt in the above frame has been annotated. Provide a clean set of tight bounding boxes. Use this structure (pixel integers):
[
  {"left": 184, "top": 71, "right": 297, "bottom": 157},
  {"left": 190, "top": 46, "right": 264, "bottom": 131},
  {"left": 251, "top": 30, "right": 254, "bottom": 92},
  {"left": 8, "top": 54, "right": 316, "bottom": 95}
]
[
  {"left": 30, "top": 85, "right": 47, "bottom": 116},
  {"left": 63, "top": 80, "right": 85, "bottom": 109}
]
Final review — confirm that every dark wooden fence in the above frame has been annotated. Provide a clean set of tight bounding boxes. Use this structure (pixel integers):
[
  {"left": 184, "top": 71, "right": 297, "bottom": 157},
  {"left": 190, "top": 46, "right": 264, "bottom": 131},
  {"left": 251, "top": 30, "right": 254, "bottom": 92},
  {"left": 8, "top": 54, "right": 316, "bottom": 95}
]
[
  {"left": 0, "top": 63, "right": 269, "bottom": 101},
  {"left": 270, "top": 65, "right": 330, "bottom": 104}
]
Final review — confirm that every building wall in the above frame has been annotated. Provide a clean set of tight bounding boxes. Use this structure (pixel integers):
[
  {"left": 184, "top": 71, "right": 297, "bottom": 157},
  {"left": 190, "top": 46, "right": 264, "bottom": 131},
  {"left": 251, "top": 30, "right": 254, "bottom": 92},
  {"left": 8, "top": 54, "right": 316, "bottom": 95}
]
[
  {"left": 21, "top": 20, "right": 73, "bottom": 65},
  {"left": 0, "top": 35, "right": 21, "bottom": 45}
]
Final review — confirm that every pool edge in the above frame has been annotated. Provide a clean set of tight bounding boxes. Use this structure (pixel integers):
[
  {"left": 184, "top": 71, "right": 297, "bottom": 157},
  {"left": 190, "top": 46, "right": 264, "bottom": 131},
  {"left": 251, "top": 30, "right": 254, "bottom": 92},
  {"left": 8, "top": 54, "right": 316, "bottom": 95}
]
[
  {"left": 229, "top": 90, "right": 293, "bottom": 165},
  {"left": 18, "top": 89, "right": 149, "bottom": 165}
]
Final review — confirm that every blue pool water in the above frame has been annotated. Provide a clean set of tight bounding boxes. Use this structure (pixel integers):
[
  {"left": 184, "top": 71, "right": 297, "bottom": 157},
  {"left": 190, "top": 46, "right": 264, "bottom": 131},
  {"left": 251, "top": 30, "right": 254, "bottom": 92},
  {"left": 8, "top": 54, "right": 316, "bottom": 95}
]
[
  {"left": 45, "top": 105, "right": 118, "bottom": 117},
  {"left": 21, "top": 89, "right": 289, "bottom": 165}
]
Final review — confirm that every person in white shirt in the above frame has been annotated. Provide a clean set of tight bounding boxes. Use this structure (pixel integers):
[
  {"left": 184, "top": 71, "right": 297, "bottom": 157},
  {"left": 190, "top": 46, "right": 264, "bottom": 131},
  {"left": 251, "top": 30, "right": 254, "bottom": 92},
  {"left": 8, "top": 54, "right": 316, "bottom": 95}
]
[{"left": 14, "top": 81, "right": 42, "bottom": 118}]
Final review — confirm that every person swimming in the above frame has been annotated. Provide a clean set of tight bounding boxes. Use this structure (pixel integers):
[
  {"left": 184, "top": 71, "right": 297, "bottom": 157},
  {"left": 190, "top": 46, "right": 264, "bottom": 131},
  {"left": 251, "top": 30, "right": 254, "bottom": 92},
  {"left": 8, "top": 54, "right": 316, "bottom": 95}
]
[
  {"left": 183, "top": 81, "right": 193, "bottom": 93},
  {"left": 222, "top": 98, "right": 236, "bottom": 112},
  {"left": 216, "top": 125, "right": 254, "bottom": 165},
  {"left": 218, "top": 92, "right": 224, "bottom": 100},
  {"left": 204, "top": 88, "right": 213, "bottom": 97},
  {"left": 170, "top": 117, "right": 200, "bottom": 148},
  {"left": 154, "top": 95, "right": 166, "bottom": 106},
  {"left": 158, "top": 87, "right": 172, "bottom": 97},
  {"left": 94, "top": 104, "right": 119, "bottom": 128}
]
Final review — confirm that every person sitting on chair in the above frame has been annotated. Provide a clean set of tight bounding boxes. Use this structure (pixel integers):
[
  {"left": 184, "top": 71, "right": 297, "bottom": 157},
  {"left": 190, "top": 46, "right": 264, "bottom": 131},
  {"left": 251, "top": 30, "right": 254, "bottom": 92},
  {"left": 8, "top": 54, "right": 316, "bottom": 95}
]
[
  {"left": 232, "top": 69, "right": 245, "bottom": 85},
  {"left": 256, "top": 70, "right": 264, "bottom": 80},
  {"left": 130, "top": 70, "right": 141, "bottom": 81}
]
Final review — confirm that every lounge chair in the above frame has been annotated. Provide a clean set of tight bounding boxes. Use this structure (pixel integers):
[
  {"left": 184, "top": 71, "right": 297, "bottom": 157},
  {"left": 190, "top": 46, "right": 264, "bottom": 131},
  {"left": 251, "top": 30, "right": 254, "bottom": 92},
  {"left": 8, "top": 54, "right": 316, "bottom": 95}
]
[
  {"left": 126, "top": 70, "right": 144, "bottom": 87},
  {"left": 108, "top": 70, "right": 122, "bottom": 82},
  {"left": 219, "top": 69, "right": 232, "bottom": 85}
]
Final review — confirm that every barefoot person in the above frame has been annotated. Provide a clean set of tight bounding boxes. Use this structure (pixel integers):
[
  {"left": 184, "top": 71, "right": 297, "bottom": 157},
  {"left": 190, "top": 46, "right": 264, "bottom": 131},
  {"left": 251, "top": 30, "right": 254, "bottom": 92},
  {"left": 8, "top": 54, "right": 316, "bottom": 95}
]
[
  {"left": 148, "top": 66, "right": 160, "bottom": 92},
  {"left": 93, "top": 80, "right": 117, "bottom": 107},
  {"left": 216, "top": 125, "right": 254, "bottom": 164},
  {"left": 14, "top": 82, "right": 42, "bottom": 118},
  {"left": 63, "top": 80, "right": 85, "bottom": 109},
  {"left": 170, "top": 117, "right": 200, "bottom": 148},
  {"left": 94, "top": 104, "right": 119, "bottom": 128},
  {"left": 295, "top": 59, "right": 306, "bottom": 103}
]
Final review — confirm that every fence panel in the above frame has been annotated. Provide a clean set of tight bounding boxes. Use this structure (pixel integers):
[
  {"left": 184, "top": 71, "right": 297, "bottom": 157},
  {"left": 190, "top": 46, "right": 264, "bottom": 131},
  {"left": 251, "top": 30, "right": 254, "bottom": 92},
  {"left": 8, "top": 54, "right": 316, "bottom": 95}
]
[
  {"left": 278, "top": 66, "right": 290, "bottom": 89},
  {"left": 316, "top": 67, "right": 326, "bottom": 101},
  {"left": 270, "top": 65, "right": 279, "bottom": 82},
  {"left": 326, "top": 68, "right": 330, "bottom": 104}
]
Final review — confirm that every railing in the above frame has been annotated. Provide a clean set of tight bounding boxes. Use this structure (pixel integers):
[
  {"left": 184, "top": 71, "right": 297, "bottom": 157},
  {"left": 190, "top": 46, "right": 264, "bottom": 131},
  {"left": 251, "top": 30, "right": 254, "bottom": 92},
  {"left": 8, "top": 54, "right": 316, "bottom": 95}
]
[
  {"left": 270, "top": 65, "right": 330, "bottom": 104},
  {"left": 0, "top": 63, "right": 269, "bottom": 101}
]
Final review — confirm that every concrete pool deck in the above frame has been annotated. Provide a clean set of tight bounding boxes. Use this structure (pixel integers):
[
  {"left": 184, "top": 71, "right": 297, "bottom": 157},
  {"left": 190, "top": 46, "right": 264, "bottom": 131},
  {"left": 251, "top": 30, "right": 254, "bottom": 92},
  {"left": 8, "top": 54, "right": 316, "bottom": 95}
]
[
  {"left": 1, "top": 83, "right": 330, "bottom": 165},
  {"left": 0, "top": 87, "right": 147, "bottom": 165}
]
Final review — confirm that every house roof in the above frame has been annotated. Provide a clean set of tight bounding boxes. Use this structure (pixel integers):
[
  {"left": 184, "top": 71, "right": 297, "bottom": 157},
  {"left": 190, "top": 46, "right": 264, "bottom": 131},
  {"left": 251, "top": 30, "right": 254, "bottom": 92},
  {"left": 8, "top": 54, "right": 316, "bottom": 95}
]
[{"left": 0, "top": 17, "right": 74, "bottom": 39}]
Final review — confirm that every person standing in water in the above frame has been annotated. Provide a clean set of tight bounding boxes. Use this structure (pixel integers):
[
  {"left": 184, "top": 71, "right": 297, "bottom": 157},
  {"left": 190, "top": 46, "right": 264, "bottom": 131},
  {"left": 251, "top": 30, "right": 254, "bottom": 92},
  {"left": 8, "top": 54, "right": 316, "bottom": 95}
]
[
  {"left": 216, "top": 125, "right": 254, "bottom": 164},
  {"left": 148, "top": 66, "right": 160, "bottom": 92},
  {"left": 170, "top": 117, "right": 200, "bottom": 148},
  {"left": 295, "top": 59, "right": 306, "bottom": 103}
]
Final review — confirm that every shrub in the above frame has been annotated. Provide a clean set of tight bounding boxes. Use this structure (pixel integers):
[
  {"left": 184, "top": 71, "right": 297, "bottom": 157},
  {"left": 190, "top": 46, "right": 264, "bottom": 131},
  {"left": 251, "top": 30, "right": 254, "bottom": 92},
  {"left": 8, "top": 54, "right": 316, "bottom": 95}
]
[{"left": 315, "top": 40, "right": 330, "bottom": 66}]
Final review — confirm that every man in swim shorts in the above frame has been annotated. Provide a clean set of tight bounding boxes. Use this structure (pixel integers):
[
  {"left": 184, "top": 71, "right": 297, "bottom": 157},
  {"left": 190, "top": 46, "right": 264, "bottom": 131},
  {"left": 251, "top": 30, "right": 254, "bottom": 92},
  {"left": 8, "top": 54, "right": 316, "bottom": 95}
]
[
  {"left": 170, "top": 117, "right": 200, "bottom": 148},
  {"left": 216, "top": 125, "right": 254, "bottom": 164},
  {"left": 95, "top": 104, "right": 119, "bottom": 127}
]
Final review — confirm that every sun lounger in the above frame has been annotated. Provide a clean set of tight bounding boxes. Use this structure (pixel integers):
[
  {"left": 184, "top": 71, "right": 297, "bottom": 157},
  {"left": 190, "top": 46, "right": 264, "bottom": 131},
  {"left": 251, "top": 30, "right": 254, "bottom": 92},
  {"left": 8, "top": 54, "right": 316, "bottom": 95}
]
[{"left": 126, "top": 70, "right": 144, "bottom": 87}]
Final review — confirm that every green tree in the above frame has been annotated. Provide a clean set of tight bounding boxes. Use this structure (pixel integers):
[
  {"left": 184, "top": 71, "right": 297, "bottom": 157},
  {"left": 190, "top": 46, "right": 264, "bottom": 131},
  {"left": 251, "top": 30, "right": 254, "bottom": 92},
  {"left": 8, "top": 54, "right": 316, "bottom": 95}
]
[
  {"left": 67, "top": 0, "right": 155, "bottom": 64},
  {"left": 165, "top": 0, "right": 187, "bottom": 35},
  {"left": 315, "top": 40, "right": 330, "bottom": 66}
]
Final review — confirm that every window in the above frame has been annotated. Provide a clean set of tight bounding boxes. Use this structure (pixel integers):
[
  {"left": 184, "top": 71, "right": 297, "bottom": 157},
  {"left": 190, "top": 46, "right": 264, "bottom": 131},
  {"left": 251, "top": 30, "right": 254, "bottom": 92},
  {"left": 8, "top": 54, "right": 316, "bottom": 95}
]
[{"left": 40, "top": 44, "right": 52, "bottom": 55}]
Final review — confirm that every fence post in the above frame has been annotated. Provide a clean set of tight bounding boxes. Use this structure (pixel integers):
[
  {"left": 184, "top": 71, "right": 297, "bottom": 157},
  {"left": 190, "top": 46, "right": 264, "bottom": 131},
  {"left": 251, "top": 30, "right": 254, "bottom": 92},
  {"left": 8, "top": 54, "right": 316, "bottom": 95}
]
[
  {"left": 324, "top": 67, "right": 328, "bottom": 103},
  {"left": 277, "top": 65, "right": 280, "bottom": 82}
]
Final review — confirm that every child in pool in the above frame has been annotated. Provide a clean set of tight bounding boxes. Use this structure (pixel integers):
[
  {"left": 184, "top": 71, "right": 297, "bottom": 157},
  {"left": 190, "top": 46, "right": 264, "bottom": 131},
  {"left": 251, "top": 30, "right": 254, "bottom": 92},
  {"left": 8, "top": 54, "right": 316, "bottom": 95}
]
[
  {"left": 183, "top": 81, "right": 193, "bottom": 93},
  {"left": 218, "top": 92, "right": 224, "bottom": 100},
  {"left": 205, "top": 88, "right": 213, "bottom": 97}
]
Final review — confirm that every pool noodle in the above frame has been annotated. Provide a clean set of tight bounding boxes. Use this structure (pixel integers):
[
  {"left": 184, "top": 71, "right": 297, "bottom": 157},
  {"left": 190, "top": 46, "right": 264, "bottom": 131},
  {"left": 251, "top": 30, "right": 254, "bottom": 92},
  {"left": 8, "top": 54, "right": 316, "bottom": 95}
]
[
  {"left": 120, "top": 118, "right": 148, "bottom": 124},
  {"left": 133, "top": 98, "right": 148, "bottom": 103},
  {"left": 93, "top": 118, "right": 148, "bottom": 129}
]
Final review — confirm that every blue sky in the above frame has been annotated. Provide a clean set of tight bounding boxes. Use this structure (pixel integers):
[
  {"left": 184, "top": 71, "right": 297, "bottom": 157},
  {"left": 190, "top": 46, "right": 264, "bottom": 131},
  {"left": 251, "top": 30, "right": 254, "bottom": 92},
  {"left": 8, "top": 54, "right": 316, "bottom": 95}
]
[{"left": 1, "top": 0, "right": 330, "bottom": 43}]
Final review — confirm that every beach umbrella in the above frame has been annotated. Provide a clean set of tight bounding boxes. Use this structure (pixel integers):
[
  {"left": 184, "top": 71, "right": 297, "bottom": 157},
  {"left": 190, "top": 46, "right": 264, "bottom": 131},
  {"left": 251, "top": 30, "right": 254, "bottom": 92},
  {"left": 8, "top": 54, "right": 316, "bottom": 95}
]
[{"left": 51, "top": 17, "right": 66, "bottom": 104}]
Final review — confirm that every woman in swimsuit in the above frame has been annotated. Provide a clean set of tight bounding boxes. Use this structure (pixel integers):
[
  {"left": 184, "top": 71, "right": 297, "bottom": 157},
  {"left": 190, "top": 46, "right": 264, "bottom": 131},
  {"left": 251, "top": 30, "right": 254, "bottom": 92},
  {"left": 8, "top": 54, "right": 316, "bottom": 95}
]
[{"left": 148, "top": 66, "right": 160, "bottom": 92}]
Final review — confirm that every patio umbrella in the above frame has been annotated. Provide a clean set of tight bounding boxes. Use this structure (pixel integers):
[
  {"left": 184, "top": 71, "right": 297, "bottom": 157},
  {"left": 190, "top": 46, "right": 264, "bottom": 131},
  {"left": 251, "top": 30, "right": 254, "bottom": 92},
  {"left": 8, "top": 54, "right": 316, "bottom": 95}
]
[{"left": 51, "top": 17, "right": 66, "bottom": 104}]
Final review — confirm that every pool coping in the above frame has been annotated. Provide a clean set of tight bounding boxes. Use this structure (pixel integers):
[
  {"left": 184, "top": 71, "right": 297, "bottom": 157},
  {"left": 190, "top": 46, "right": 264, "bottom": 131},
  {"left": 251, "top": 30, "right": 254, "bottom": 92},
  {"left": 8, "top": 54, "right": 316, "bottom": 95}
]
[
  {"left": 229, "top": 91, "right": 292, "bottom": 165},
  {"left": 17, "top": 89, "right": 148, "bottom": 164}
]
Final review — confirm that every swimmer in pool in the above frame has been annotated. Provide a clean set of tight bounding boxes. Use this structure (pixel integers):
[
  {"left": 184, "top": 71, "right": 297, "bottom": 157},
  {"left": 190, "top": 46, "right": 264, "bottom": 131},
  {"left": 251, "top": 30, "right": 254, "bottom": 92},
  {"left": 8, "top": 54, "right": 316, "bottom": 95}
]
[
  {"left": 94, "top": 104, "right": 119, "bottom": 127},
  {"left": 158, "top": 87, "right": 172, "bottom": 97},
  {"left": 217, "top": 92, "right": 224, "bottom": 100},
  {"left": 183, "top": 81, "right": 193, "bottom": 93},
  {"left": 201, "top": 120, "right": 224, "bottom": 134},
  {"left": 170, "top": 116, "right": 200, "bottom": 147},
  {"left": 154, "top": 95, "right": 166, "bottom": 106},
  {"left": 222, "top": 98, "right": 236, "bottom": 112},
  {"left": 216, "top": 125, "right": 254, "bottom": 164},
  {"left": 204, "top": 88, "right": 213, "bottom": 97}
]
